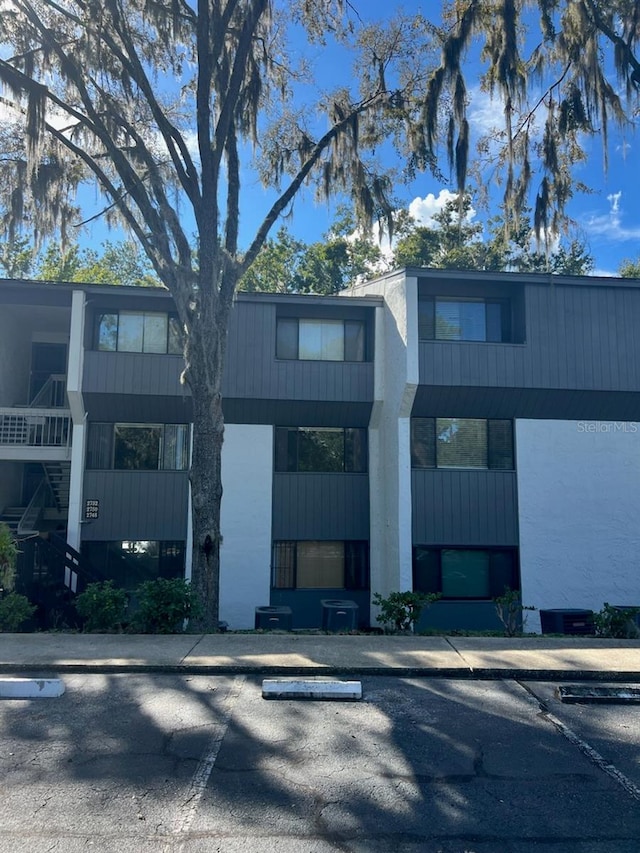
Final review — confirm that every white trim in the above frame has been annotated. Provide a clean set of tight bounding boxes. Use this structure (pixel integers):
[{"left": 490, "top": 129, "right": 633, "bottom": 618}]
[
  {"left": 66, "top": 420, "right": 86, "bottom": 552},
  {"left": 67, "top": 290, "right": 86, "bottom": 425}
]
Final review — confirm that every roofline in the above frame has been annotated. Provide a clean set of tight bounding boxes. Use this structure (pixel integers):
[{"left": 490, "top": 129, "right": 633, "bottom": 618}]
[
  {"left": 349, "top": 266, "right": 640, "bottom": 290},
  {"left": 0, "top": 278, "right": 384, "bottom": 306}
]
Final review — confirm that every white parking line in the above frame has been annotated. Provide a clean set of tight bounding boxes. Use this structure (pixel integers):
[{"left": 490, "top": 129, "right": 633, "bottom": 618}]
[
  {"left": 517, "top": 681, "right": 640, "bottom": 803},
  {"left": 168, "top": 675, "right": 245, "bottom": 850}
]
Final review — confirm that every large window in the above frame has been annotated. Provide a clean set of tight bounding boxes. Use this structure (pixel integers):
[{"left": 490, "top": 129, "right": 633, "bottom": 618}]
[
  {"left": 272, "top": 541, "right": 369, "bottom": 590},
  {"left": 411, "top": 418, "right": 514, "bottom": 470},
  {"left": 275, "top": 427, "right": 367, "bottom": 473},
  {"left": 81, "top": 540, "right": 185, "bottom": 590},
  {"left": 276, "top": 318, "right": 365, "bottom": 361},
  {"left": 413, "top": 547, "right": 518, "bottom": 599},
  {"left": 96, "top": 311, "right": 182, "bottom": 354},
  {"left": 419, "top": 297, "right": 511, "bottom": 343},
  {"left": 87, "top": 423, "right": 190, "bottom": 470}
]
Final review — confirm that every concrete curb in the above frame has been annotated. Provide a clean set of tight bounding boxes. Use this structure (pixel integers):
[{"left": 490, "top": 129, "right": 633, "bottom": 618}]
[
  {"left": 0, "top": 677, "right": 65, "bottom": 698},
  {"left": 1, "top": 663, "right": 640, "bottom": 681}
]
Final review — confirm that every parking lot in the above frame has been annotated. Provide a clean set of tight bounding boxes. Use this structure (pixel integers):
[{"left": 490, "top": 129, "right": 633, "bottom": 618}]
[{"left": 1, "top": 674, "right": 640, "bottom": 852}]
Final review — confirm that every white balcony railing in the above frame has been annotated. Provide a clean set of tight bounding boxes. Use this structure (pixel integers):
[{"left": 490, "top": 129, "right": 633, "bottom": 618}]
[{"left": 0, "top": 408, "right": 71, "bottom": 447}]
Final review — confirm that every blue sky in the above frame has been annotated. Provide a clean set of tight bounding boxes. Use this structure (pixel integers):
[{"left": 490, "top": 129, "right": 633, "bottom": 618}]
[{"left": 75, "top": 0, "right": 639, "bottom": 277}]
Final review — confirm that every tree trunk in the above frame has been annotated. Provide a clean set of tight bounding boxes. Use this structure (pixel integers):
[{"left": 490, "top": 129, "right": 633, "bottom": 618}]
[{"left": 184, "top": 296, "right": 231, "bottom": 631}]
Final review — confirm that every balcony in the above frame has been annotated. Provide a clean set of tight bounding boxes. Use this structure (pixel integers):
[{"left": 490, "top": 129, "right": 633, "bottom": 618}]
[{"left": 0, "top": 407, "right": 71, "bottom": 461}]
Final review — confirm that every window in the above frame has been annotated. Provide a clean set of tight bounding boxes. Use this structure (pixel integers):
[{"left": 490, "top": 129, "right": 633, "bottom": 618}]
[
  {"left": 276, "top": 318, "right": 365, "bottom": 361},
  {"left": 411, "top": 418, "right": 514, "bottom": 470},
  {"left": 275, "top": 427, "right": 367, "bottom": 473},
  {"left": 419, "top": 297, "right": 511, "bottom": 342},
  {"left": 81, "top": 540, "right": 185, "bottom": 590},
  {"left": 272, "top": 541, "right": 369, "bottom": 590},
  {"left": 413, "top": 547, "right": 518, "bottom": 599},
  {"left": 96, "top": 311, "right": 182, "bottom": 354},
  {"left": 87, "top": 423, "right": 190, "bottom": 470}
]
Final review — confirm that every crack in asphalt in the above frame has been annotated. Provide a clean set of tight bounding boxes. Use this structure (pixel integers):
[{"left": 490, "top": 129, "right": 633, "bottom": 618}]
[{"left": 516, "top": 679, "right": 640, "bottom": 803}]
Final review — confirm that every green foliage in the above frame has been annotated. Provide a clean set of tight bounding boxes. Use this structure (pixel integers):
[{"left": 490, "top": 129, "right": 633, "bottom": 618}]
[
  {"left": 0, "top": 592, "right": 35, "bottom": 632},
  {"left": 132, "top": 578, "right": 203, "bottom": 634},
  {"left": 240, "top": 215, "right": 381, "bottom": 296},
  {"left": 393, "top": 193, "right": 594, "bottom": 275},
  {"left": 36, "top": 241, "right": 160, "bottom": 287},
  {"left": 594, "top": 603, "right": 640, "bottom": 639},
  {"left": 372, "top": 590, "right": 440, "bottom": 633},
  {"left": 75, "top": 581, "right": 128, "bottom": 632},
  {"left": 619, "top": 257, "right": 640, "bottom": 279},
  {"left": 493, "top": 587, "right": 535, "bottom": 637},
  {"left": 0, "top": 237, "right": 33, "bottom": 278},
  {"left": 0, "top": 522, "right": 18, "bottom": 593}
]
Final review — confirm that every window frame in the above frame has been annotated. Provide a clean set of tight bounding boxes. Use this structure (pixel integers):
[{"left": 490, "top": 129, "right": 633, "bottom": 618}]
[
  {"left": 412, "top": 546, "right": 519, "bottom": 600},
  {"left": 271, "top": 540, "right": 370, "bottom": 590},
  {"left": 274, "top": 427, "right": 368, "bottom": 473},
  {"left": 276, "top": 317, "right": 366, "bottom": 362},
  {"left": 86, "top": 422, "right": 190, "bottom": 471},
  {"left": 418, "top": 296, "right": 512, "bottom": 343},
  {"left": 95, "top": 311, "right": 182, "bottom": 355},
  {"left": 410, "top": 417, "right": 514, "bottom": 471}
]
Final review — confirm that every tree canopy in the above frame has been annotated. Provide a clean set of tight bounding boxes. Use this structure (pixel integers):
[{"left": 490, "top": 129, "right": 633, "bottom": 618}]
[{"left": 0, "top": 0, "right": 638, "bottom": 627}]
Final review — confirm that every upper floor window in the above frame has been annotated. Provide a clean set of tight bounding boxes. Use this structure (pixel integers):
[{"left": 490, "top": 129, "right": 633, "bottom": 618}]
[
  {"left": 419, "top": 297, "right": 511, "bottom": 343},
  {"left": 86, "top": 423, "right": 190, "bottom": 470},
  {"left": 96, "top": 311, "right": 182, "bottom": 354},
  {"left": 276, "top": 318, "right": 365, "bottom": 361},
  {"left": 275, "top": 427, "right": 367, "bottom": 473},
  {"left": 411, "top": 418, "right": 514, "bottom": 470}
]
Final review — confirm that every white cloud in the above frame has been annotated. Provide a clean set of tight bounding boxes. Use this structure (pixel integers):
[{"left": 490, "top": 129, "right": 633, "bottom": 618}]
[
  {"left": 467, "top": 86, "right": 504, "bottom": 136},
  {"left": 408, "top": 189, "right": 476, "bottom": 227},
  {"left": 584, "top": 191, "right": 640, "bottom": 242}
]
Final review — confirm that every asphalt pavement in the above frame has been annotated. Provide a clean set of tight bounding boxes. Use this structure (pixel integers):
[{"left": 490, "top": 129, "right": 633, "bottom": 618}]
[{"left": 1, "top": 632, "right": 640, "bottom": 679}]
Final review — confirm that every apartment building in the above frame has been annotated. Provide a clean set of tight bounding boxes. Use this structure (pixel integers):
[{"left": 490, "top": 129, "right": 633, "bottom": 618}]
[{"left": 1, "top": 269, "right": 639, "bottom": 631}]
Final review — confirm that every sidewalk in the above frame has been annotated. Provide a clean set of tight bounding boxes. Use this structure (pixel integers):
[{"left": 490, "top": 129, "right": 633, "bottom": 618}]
[{"left": 2, "top": 633, "right": 640, "bottom": 680}]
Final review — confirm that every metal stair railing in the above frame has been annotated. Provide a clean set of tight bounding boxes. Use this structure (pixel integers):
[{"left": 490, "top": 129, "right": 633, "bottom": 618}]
[
  {"left": 47, "top": 533, "right": 101, "bottom": 594},
  {"left": 17, "top": 478, "right": 52, "bottom": 536},
  {"left": 29, "top": 374, "right": 67, "bottom": 408},
  {"left": 0, "top": 407, "right": 71, "bottom": 447}
]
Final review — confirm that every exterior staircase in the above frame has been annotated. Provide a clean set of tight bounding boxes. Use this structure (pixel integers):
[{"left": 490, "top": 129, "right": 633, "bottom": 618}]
[
  {"left": 0, "top": 507, "right": 25, "bottom": 535},
  {"left": 43, "top": 461, "right": 71, "bottom": 513}
]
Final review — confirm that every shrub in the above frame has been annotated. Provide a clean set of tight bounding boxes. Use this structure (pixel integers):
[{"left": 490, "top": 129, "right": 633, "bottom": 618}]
[
  {"left": 0, "top": 592, "right": 36, "bottom": 632},
  {"left": 372, "top": 590, "right": 439, "bottom": 633},
  {"left": 594, "top": 603, "right": 640, "bottom": 639},
  {"left": 75, "top": 580, "right": 128, "bottom": 632},
  {"left": 0, "top": 522, "right": 18, "bottom": 593},
  {"left": 493, "top": 587, "right": 536, "bottom": 637},
  {"left": 132, "top": 578, "right": 202, "bottom": 633}
]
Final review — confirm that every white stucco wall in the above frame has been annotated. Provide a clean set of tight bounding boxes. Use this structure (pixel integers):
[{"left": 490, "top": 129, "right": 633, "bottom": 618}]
[
  {"left": 219, "top": 423, "right": 273, "bottom": 628},
  {"left": 516, "top": 419, "right": 640, "bottom": 631}
]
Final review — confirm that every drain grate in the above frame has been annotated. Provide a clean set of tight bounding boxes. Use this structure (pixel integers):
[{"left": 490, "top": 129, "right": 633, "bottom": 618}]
[{"left": 558, "top": 685, "right": 640, "bottom": 704}]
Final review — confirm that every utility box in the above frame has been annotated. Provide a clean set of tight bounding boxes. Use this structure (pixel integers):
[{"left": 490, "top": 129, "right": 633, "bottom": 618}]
[
  {"left": 321, "top": 599, "right": 359, "bottom": 632},
  {"left": 540, "top": 608, "right": 595, "bottom": 635},
  {"left": 255, "top": 605, "right": 293, "bottom": 631}
]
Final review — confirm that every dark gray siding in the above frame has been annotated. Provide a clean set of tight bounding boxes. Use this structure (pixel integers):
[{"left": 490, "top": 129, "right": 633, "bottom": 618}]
[
  {"left": 418, "top": 281, "right": 640, "bottom": 393},
  {"left": 411, "top": 470, "right": 518, "bottom": 545},
  {"left": 272, "top": 473, "right": 369, "bottom": 540},
  {"left": 83, "top": 301, "right": 374, "bottom": 406},
  {"left": 81, "top": 471, "right": 189, "bottom": 540},
  {"left": 226, "top": 302, "right": 374, "bottom": 401},
  {"left": 412, "top": 386, "right": 640, "bottom": 420},
  {"left": 83, "top": 352, "right": 184, "bottom": 396}
]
